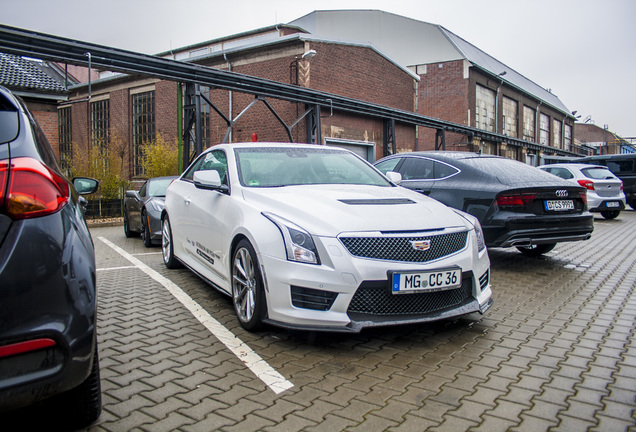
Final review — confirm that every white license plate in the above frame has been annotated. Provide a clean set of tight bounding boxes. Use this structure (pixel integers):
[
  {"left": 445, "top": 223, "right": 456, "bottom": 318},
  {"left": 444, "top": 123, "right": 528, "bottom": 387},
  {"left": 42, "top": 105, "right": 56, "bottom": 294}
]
[
  {"left": 545, "top": 200, "right": 574, "bottom": 211},
  {"left": 391, "top": 267, "right": 462, "bottom": 294},
  {"left": 606, "top": 201, "right": 620, "bottom": 208}
]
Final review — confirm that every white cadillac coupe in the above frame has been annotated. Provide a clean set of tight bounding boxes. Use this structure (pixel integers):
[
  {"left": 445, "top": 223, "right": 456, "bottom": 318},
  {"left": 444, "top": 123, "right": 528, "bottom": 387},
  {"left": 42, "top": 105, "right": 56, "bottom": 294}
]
[{"left": 162, "top": 143, "right": 492, "bottom": 332}]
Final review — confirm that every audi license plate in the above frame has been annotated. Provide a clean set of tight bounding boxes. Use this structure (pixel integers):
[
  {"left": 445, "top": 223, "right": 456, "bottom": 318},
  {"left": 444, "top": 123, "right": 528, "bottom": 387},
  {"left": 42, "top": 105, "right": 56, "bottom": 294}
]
[
  {"left": 545, "top": 200, "right": 574, "bottom": 211},
  {"left": 391, "top": 267, "right": 461, "bottom": 294}
]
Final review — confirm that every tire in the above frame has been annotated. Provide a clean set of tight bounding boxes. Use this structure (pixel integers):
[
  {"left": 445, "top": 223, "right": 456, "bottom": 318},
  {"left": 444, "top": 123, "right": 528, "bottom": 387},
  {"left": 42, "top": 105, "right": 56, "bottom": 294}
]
[
  {"left": 232, "top": 239, "right": 267, "bottom": 331},
  {"left": 51, "top": 346, "right": 102, "bottom": 428},
  {"left": 600, "top": 210, "right": 620, "bottom": 220},
  {"left": 162, "top": 215, "right": 182, "bottom": 269},
  {"left": 142, "top": 210, "right": 153, "bottom": 247},
  {"left": 123, "top": 209, "right": 139, "bottom": 238},
  {"left": 516, "top": 243, "right": 556, "bottom": 257}
]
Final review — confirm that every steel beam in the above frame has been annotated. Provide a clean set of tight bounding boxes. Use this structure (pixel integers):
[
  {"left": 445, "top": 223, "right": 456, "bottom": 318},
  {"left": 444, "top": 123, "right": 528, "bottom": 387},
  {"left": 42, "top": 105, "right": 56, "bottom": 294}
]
[{"left": 0, "top": 24, "right": 577, "bottom": 157}]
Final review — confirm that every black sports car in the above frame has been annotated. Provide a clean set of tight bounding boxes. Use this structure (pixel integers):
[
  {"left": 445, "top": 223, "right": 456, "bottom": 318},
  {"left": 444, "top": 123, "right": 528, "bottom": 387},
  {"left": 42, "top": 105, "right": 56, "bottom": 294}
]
[
  {"left": 0, "top": 85, "right": 101, "bottom": 427},
  {"left": 375, "top": 151, "right": 594, "bottom": 256},
  {"left": 123, "top": 176, "right": 177, "bottom": 247}
]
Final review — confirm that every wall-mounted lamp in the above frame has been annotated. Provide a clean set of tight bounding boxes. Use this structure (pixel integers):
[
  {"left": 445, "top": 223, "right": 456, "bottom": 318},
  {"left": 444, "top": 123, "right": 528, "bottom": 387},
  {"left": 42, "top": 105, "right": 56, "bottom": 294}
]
[
  {"left": 290, "top": 49, "right": 317, "bottom": 85},
  {"left": 301, "top": 49, "right": 317, "bottom": 60}
]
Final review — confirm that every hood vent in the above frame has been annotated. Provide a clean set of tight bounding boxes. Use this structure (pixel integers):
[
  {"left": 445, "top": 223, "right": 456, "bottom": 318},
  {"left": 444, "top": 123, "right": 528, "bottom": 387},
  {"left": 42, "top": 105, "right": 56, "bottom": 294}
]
[{"left": 338, "top": 198, "right": 416, "bottom": 205}]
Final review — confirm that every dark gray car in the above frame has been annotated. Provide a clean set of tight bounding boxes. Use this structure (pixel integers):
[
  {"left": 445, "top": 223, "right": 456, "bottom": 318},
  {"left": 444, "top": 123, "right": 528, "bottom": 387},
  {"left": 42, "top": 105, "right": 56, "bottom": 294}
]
[
  {"left": 0, "top": 86, "right": 101, "bottom": 427},
  {"left": 124, "top": 176, "right": 177, "bottom": 247}
]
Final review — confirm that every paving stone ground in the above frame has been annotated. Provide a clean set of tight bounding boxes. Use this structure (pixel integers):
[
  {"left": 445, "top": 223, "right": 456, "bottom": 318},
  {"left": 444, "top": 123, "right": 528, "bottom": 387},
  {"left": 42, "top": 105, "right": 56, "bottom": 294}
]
[{"left": 76, "top": 210, "right": 636, "bottom": 431}]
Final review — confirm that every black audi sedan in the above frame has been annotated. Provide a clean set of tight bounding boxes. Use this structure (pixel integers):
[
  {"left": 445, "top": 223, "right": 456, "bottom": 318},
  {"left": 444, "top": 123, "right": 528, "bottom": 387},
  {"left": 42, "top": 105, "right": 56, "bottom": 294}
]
[
  {"left": 375, "top": 151, "right": 594, "bottom": 256},
  {"left": 0, "top": 86, "right": 101, "bottom": 427}
]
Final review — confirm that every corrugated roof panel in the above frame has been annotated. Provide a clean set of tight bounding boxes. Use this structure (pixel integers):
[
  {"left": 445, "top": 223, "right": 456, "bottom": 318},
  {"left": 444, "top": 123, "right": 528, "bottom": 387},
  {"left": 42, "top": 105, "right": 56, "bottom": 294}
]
[{"left": 289, "top": 10, "right": 571, "bottom": 116}]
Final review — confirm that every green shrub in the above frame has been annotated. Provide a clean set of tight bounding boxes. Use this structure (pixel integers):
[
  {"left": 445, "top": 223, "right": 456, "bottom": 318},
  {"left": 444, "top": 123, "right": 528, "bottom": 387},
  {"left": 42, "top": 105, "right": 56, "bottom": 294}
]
[{"left": 140, "top": 134, "right": 179, "bottom": 178}]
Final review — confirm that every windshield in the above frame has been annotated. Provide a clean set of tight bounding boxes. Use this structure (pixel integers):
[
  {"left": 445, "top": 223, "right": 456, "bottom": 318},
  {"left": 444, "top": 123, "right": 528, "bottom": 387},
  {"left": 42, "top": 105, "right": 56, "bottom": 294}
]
[
  {"left": 581, "top": 167, "right": 616, "bottom": 180},
  {"left": 235, "top": 147, "right": 392, "bottom": 187},
  {"left": 148, "top": 178, "right": 175, "bottom": 197}
]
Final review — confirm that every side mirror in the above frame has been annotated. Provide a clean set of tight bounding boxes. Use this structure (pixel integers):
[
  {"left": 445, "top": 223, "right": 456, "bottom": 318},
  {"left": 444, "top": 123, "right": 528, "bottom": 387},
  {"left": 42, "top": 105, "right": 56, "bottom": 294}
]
[
  {"left": 386, "top": 171, "right": 402, "bottom": 184},
  {"left": 193, "top": 170, "right": 229, "bottom": 193},
  {"left": 125, "top": 190, "right": 140, "bottom": 199},
  {"left": 73, "top": 177, "right": 99, "bottom": 195}
]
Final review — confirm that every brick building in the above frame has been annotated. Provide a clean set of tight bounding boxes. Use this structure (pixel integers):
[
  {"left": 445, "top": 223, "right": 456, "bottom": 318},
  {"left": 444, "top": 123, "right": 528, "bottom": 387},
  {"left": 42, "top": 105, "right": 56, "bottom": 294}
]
[
  {"left": 17, "top": 9, "right": 583, "bottom": 184},
  {"left": 574, "top": 123, "right": 636, "bottom": 155},
  {"left": 64, "top": 23, "right": 419, "bottom": 180},
  {"left": 290, "top": 10, "right": 578, "bottom": 165}
]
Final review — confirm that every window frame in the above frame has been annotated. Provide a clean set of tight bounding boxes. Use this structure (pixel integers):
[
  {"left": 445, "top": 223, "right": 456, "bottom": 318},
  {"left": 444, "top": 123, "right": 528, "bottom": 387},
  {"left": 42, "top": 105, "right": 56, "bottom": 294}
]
[
  {"left": 132, "top": 90, "right": 156, "bottom": 177},
  {"left": 475, "top": 85, "right": 495, "bottom": 132}
]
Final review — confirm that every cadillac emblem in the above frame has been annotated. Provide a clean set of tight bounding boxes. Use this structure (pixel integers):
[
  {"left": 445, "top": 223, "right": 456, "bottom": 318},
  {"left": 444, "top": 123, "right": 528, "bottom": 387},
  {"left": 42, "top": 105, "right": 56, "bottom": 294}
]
[{"left": 410, "top": 240, "right": 431, "bottom": 251}]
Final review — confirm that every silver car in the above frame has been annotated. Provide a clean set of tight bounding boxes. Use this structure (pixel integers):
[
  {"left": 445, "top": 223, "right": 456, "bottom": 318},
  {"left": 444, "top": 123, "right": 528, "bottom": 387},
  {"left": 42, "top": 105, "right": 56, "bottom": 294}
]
[{"left": 539, "top": 163, "right": 626, "bottom": 219}]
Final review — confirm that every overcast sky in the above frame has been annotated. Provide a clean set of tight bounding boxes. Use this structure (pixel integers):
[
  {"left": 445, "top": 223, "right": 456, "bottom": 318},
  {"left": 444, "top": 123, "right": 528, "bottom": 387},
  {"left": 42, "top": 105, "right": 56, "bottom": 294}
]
[{"left": 2, "top": 0, "right": 634, "bottom": 138}]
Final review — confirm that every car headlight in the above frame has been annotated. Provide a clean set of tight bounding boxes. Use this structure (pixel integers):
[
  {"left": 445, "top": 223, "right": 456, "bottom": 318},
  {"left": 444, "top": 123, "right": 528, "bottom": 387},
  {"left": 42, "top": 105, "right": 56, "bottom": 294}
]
[
  {"left": 263, "top": 212, "right": 320, "bottom": 264},
  {"left": 453, "top": 209, "right": 486, "bottom": 252},
  {"left": 474, "top": 220, "right": 486, "bottom": 252}
]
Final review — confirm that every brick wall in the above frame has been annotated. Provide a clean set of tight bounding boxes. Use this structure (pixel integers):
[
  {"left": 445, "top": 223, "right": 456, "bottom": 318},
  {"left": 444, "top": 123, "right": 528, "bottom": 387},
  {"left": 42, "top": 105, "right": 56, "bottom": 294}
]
[
  {"left": 155, "top": 81, "right": 178, "bottom": 143},
  {"left": 65, "top": 40, "right": 419, "bottom": 176},
  {"left": 417, "top": 60, "right": 470, "bottom": 150},
  {"left": 203, "top": 40, "right": 417, "bottom": 154},
  {"left": 31, "top": 109, "right": 60, "bottom": 156}
]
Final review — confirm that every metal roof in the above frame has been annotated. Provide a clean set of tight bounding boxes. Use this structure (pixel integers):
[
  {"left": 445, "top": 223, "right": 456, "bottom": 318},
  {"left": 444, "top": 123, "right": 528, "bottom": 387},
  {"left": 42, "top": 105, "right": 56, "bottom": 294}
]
[
  {"left": 289, "top": 10, "right": 572, "bottom": 117},
  {"left": 0, "top": 51, "right": 68, "bottom": 95},
  {"left": 439, "top": 28, "right": 571, "bottom": 115}
]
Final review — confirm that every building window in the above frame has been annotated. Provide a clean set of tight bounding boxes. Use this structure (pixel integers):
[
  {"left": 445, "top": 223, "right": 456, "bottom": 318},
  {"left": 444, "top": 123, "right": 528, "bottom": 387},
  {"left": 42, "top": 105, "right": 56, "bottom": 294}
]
[
  {"left": 58, "top": 106, "right": 72, "bottom": 175},
  {"left": 91, "top": 99, "right": 109, "bottom": 151},
  {"left": 505, "top": 145, "right": 520, "bottom": 161},
  {"left": 502, "top": 97, "right": 518, "bottom": 137},
  {"left": 539, "top": 113, "right": 550, "bottom": 146},
  {"left": 133, "top": 91, "right": 155, "bottom": 176},
  {"left": 523, "top": 106, "right": 535, "bottom": 141},
  {"left": 476, "top": 85, "right": 495, "bottom": 132},
  {"left": 564, "top": 124, "right": 572, "bottom": 151},
  {"left": 553, "top": 119, "right": 562, "bottom": 149}
]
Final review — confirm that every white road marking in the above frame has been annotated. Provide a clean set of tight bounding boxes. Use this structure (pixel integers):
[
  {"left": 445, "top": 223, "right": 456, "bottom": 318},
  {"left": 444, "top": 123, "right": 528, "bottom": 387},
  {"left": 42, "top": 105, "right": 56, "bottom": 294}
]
[
  {"left": 98, "top": 237, "right": 294, "bottom": 394},
  {"left": 97, "top": 265, "right": 138, "bottom": 272}
]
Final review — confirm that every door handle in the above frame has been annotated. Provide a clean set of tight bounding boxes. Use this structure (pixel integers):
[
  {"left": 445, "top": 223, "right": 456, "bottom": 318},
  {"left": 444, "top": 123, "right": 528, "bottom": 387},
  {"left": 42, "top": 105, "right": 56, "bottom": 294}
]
[{"left": 184, "top": 197, "right": 191, "bottom": 205}]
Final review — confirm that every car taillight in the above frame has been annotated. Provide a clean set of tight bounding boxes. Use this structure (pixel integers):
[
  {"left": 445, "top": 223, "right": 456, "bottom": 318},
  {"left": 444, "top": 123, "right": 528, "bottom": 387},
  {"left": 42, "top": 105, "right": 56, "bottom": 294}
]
[
  {"left": 495, "top": 193, "right": 536, "bottom": 207},
  {"left": 579, "top": 191, "right": 587, "bottom": 205},
  {"left": 1, "top": 157, "right": 70, "bottom": 220},
  {"left": 577, "top": 179, "right": 595, "bottom": 190}
]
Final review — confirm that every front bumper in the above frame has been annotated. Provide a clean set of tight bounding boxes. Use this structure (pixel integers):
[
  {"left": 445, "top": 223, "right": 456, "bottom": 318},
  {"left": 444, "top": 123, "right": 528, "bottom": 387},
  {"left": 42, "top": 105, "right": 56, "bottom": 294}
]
[{"left": 258, "top": 234, "right": 491, "bottom": 332}]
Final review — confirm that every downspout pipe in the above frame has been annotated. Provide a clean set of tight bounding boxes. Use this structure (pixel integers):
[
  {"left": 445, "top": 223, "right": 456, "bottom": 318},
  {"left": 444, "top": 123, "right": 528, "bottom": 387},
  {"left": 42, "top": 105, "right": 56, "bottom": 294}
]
[
  {"left": 494, "top": 71, "right": 506, "bottom": 156},
  {"left": 223, "top": 52, "right": 233, "bottom": 143},
  {"left": 177, "top": 82, "right": 183, "bottom": 173},
  {"left": 535, "top": 100, "right": 543, "bottom": 144}
]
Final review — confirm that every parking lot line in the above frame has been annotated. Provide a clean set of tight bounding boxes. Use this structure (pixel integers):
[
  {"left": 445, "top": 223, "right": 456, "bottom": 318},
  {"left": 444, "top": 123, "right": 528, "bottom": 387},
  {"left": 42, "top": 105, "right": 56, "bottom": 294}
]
[
  {"left": 98, "top": 237, "right": 294, "bottom": 394},
  {"left": 97, "top": 265, "right": 138, "bottom": 272}
]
